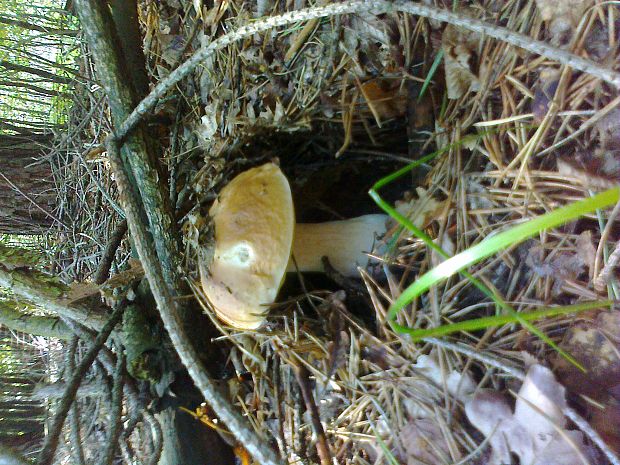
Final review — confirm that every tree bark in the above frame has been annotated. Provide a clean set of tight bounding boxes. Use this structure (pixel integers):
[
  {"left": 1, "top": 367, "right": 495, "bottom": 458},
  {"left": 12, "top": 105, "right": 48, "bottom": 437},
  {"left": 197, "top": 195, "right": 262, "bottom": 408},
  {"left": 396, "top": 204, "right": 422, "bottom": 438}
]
[{"left": 0, "top": 134, "right": 57, "bottom": 235}]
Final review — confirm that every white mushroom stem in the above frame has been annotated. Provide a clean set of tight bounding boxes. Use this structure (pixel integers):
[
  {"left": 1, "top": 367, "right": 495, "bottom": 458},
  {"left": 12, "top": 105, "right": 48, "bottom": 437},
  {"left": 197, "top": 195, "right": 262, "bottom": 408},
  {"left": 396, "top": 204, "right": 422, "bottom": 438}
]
[{"left": 287, "top": 214, "right": 388, "bottom": 277}]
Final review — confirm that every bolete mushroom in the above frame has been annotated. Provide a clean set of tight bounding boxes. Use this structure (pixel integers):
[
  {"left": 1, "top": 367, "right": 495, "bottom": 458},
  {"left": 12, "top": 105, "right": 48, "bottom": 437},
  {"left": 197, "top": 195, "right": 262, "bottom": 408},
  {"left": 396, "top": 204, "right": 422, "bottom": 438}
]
[{"left": 199, "top": 163, "right": 387, "bottom": 329}]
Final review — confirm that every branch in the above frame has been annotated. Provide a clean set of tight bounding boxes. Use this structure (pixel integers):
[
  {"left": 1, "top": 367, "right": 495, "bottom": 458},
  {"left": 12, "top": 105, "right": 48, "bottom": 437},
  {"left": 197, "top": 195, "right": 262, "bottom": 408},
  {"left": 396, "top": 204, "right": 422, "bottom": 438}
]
[
  {"left": 62, "top": 318, "right": 164, "bottom": 465},
  {"left": 66, "top": 338, "right": 87, "bottom": 465},
  {"left": 36, "top": 305, "right": 124, "bottom": 465},
  {"left": 93, "top": 219, "right": 128, "bottom": 284},
  {"left": 74, "top": 0, "right": 181, "bottom": 292},
  {"left": 0, "top": 266, "right": 108, "bottom": 331},
  {"left": 0, "top": 300, "right": 72, "bottom": 340},
  {"left": 98, "top": 345, "right": 124, "bottom": 465}
]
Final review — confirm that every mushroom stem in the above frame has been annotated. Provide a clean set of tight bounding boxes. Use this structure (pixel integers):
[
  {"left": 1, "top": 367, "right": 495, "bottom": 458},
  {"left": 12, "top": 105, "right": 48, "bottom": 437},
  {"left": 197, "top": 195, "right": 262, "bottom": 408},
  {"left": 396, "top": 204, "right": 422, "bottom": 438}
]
[{"left": 287, "top": 214, "right": 388, "bottom": 277}]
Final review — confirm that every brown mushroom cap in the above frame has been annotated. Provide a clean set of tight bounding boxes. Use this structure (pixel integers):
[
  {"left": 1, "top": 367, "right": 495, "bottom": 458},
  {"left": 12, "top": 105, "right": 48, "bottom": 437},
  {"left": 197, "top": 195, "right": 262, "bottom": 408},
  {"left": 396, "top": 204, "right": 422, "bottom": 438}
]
[{"left": 199, "top": 163, "right": 294, "bottom": 329}]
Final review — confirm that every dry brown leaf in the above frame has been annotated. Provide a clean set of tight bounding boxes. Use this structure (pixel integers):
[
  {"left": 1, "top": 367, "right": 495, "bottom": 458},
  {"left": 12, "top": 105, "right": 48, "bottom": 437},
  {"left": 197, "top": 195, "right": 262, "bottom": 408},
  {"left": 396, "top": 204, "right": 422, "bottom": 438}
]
[
  {"left": 394, "top": 187, "right": 444, "bottom": 230},
  {"left": 62, "top": 282, "right": 101, "bottom": 305},
  {"left": 553, "top": 310, "right": 620, "bottom": 453},
  {"left": 442, "top": 24, "right": 481, "bottom": 99},
  {"left": 532, "top": 68, "right": 561, "bottom": 123},
  {"left": 100, "top": 259, "right": 145, "bottom": 306},
  {"left": 359, "top": 78, "right": 408, "bottom": 124},
  {"left": 554, "top": 310, "right": 620, "bottom": 400}
]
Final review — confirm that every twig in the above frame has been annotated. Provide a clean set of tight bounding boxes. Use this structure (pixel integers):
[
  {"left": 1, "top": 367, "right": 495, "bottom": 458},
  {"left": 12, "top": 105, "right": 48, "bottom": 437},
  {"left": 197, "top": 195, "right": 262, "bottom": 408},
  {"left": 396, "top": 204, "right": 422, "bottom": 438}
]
[
  {"left": 594, "top": 238, "right": 620, "bottom": 292},
  {"left": 593, "top": 200, "right": 620, "bottom": 288},
  {"left": 66, "top": 337, "right": 87, "bottom": 465},
  {"left": 564, "top": 406, "right": 620, "bottom": 465},
  {"left": 37, "top": 305, "right": 124, "bottom": 465},
  {"left": 143, "top": 411, "right": 164, "bottom": 465},
  {"left": 105, "top": 139, "right": 283, "bottom": 465},
  {"left": 93, "top": 219, "right": 128, "bottom": 284},
  {"left": 62, "top": 317, "right": 164, "bottom": 463},
  {"left": 116, "top": 0, "right": 620, "bottom": 141},
  {"left": 98, "top": 344, "right": 124, "bottom": 465},
  {"left": 293, "top": 363, "right": 332, "bottom": 465}
]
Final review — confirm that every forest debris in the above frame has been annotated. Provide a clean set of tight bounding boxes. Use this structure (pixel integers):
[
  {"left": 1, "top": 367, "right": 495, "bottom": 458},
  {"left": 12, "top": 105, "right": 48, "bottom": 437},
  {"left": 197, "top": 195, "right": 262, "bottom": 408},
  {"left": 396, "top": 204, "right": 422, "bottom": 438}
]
[
  {"left": 465, "top": 364, "right": 591, "bottom": 465},
  {"left": 397, "top": 418, "right": 451, "bottom": 465},
  {"left": 442, "top": 24, "right": 482, "bottom": 99},
  {"left": 525, "top": 244, "right": 587, "bottom": 296},
  {"left": 99, "top": 259, "right": 144, "bottom": 307},
  {"left": 412, "top": 354, "right": 475, "bottom": 403},
  {"left": 62, "top": 282, "right": 101, "bottom": 305},
  {"left": 535, "top": 0, "right": 593, "bottom": 44},
  {"left": 557, "top": 108, "right": 620, "bottom": 188},
  {"left": 394, "top": 187, "right": 444, "bottom": 230},
  {"left": 196, "top": 103, "right": 219, "bottom": 143},
  {"left": 532, "top": 68, "right": 561, "bottom": 123},
  {"left": 358, "top": 78, "right": 408, "bottom": 125},
  {"left": 553, "top": 310, "right": 620, "bottom": 400},
  {"left": 554, "top": 310, "right": 620, "bottom": 453}
]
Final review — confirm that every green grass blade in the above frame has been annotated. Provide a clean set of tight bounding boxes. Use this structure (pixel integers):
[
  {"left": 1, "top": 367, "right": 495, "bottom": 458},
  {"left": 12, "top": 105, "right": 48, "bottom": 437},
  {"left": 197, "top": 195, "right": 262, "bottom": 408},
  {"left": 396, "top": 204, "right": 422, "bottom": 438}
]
[
  {"left": 388, "top": 187, "right": 620, "bottom": 318},
  {"left": 418, "top": 49, "right": 443, "bottom": 101},
  {"left": 391, "top": 300, "right": 613, "bottom": 340}
]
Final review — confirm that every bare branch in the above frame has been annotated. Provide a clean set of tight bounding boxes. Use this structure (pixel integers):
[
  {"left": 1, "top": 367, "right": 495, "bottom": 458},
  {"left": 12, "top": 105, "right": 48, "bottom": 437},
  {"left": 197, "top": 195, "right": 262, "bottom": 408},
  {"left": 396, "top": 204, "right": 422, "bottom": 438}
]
[
  {"left": 37, "top": 305, "right": 124, "bottom": 465},
  {"left": 0, "top": 266, "right": 108, "bottom": 331},
  {"left": 98, "top": 345, "right": 124, "bottom": 465}
]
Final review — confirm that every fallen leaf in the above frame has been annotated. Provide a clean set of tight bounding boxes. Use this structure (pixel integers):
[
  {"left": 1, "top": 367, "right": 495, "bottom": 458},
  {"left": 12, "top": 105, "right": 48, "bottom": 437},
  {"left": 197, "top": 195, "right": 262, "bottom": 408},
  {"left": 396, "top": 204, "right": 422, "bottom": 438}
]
[
  {"left": 532, "top": 68, "right": 561, "bottom": 123},
  {"left": 63, "top": 282, "right": 101, "bottom": 305},
  {"left": 359, "top": 78, "right": 408, "bottom": 124},
  {"left": 442, "top": 24, "right": 481, "bottom": 99},
  {"left": 553, "top": 310, "right": 620, "bottom": 400},
  {"left": 394, "top": 187, "right": 444, "bottom": 230},
  {"left": 465, "top": 364, "right": 592, "bottom": 465}
]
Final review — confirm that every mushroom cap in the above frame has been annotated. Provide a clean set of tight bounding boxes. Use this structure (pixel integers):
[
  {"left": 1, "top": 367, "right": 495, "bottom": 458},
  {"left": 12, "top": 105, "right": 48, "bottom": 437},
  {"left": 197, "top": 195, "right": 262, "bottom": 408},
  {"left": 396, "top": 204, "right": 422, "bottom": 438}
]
[{"left": 199, "top": 163, "right": 294, "bottom": 329}]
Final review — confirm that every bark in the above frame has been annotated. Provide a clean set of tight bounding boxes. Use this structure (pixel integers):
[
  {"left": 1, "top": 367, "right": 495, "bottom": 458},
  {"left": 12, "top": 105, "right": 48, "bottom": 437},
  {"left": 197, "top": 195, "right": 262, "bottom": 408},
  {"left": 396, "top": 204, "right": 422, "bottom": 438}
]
[
  {"left": 75, "top": 0, "right": 181, "bottom": 292},
  {"left": 108, "top": 0, "right": 149, "bottom": 99},
  {"left": 0, "top": 301, "right": 72, "bottom": 340},
  {"left": 0, "top": 134, "right": 57, "bottom": 235}
]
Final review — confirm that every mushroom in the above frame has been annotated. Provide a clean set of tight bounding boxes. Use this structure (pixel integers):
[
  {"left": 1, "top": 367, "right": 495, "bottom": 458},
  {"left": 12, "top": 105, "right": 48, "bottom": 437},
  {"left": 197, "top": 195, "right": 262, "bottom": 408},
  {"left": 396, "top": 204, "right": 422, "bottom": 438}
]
[{"left": 199, "top": 163, "right": 387, "bottom": 329}]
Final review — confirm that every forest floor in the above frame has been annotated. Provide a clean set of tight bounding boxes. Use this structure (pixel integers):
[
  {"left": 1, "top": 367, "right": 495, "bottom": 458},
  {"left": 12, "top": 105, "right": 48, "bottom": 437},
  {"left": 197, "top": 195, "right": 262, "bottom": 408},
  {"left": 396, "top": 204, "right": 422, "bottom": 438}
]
[{"left": 43, "top": 0, "right": 620, "bottom": 464}]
